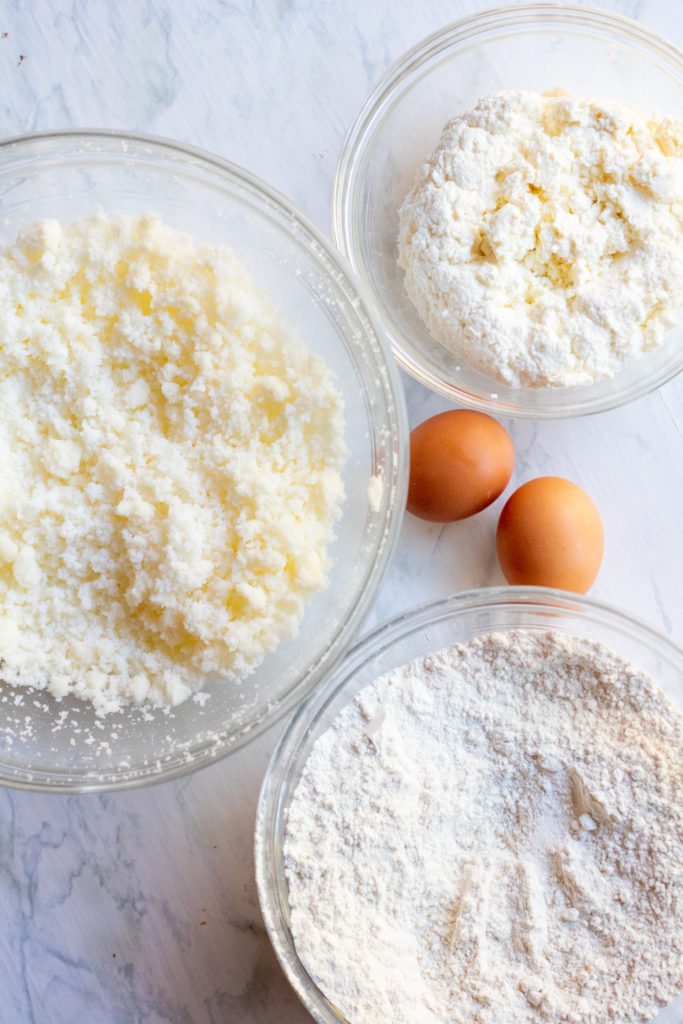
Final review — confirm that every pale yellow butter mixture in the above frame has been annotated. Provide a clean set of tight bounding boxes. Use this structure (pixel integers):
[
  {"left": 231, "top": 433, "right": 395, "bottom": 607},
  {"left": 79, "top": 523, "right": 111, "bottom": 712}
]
[{"left": 0, "top": 212, "right": 347, "bottom": 713}]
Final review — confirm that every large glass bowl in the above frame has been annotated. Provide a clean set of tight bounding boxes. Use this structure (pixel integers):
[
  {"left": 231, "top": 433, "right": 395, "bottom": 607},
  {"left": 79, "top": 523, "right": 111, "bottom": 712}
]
[
  {"left": 255, "top": 586, "right": 683, "bottom": 1024},
  {"left": 0, "top": 130, "right": 408, "bottom": 792},
  {"left": 334, "top": 4, "right": 683, "bottom": 418}
]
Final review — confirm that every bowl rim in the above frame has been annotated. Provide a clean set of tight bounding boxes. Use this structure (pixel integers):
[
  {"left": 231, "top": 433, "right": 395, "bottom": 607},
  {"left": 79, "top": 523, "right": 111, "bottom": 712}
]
[
  {"left": 255, "top": 583, "right": 683, "bottom": 1023},
  {"left": 0, "top": 128, "right": 409, "bottom": 793},
  {"left": 333, "top": 2, "right": 683, "bottom": 419}
]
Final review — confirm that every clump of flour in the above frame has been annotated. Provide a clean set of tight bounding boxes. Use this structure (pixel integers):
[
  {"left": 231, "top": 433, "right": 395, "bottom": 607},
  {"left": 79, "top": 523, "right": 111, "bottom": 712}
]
[
  {"left": 284, "top": 629, "right": 683, "bottom": 1024},
  {"left": 398, "top": 90, "right": 683, "bottom": 388}
]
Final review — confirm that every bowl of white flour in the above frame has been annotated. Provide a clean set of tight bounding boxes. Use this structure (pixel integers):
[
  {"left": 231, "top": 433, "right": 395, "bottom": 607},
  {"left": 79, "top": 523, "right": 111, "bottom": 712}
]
[
  {"left": 256, "top": 586, "right": 683, "bottom": 1024},
  {"left": 334, "top": 5, "right": 683, "bottom": 418},
  {"left": 0, "top": 130, "right": 408, "bottom": 791}
]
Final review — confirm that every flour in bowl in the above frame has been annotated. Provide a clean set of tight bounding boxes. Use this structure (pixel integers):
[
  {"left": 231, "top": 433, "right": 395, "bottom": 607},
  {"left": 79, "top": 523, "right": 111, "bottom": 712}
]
[
  {"left": 398, "top": 90, "right": 683, "bottom": 388},
  {"left": 0, "top": 212, "right": 347, "bottom": 713},
  {"left": 284, "top": 630, "right": 683, "bottom": 1024}
]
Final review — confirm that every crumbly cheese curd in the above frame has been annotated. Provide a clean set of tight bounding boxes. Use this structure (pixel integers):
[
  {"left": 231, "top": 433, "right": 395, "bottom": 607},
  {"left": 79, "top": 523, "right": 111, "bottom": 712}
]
[
  {"left": 398, "top": 90, "right": 683, "bottom": 388},
  {"left": 0, "top": 212, "right": 347, "bottom": 713}
]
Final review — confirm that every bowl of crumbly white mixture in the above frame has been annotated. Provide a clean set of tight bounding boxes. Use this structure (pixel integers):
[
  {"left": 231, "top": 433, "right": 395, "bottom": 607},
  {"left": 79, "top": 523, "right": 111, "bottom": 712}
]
[
  {"left": 0, "top": 130, "right": 408, "bottom": 791},
  {"left": 334, "top": 5, "right": 683, "bottom": 417},
  {"left": 256, "top": 586, "right": 683, "bottom": 1024}
]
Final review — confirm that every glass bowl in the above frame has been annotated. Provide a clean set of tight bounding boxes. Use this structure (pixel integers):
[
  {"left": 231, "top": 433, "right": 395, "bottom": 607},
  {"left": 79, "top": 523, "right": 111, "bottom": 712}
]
[
  {"left": 255, "top": 586, "right": 683, "bottom": 1024},
  {"left": 0, "top": 129, "right": 408, "bottom": 792},
  {"left": 333, "top": 4, "right": 683, "bottom": 418}
]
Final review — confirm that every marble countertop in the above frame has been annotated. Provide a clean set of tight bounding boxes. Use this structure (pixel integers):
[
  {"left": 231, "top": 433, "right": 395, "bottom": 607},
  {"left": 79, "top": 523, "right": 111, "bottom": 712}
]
[{"left": 1, "top": 2, "right": 681, "bottom": 1022}]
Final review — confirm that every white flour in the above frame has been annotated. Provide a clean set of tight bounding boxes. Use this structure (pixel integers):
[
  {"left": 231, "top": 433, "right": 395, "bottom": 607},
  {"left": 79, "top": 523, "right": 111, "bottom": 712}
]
[
  {"left": 284, "top": 630, "right": 683, "bottom": 1024},
  {"left": 398, "top": 90, "right": 683, "bottom": 388}
]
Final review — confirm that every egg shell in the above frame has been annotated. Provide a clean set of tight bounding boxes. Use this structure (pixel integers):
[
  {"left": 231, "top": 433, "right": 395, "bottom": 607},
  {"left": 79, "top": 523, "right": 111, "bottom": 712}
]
[
  {"left": 496, "top": 476, "right": 604, "bottom": 594},
  {"left": 407, "top": 410, "right": 514, "bottom": 522}
]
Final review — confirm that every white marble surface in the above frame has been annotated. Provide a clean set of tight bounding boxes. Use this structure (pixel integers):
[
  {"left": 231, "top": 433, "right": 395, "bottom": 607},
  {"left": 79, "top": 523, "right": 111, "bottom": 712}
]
[{"left": 0, "top": 2, "right": 682, "bottom": 1022}]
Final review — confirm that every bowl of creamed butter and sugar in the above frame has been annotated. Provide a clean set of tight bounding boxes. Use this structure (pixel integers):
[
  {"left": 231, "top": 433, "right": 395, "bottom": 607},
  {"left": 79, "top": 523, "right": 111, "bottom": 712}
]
[
  {"left": 0, "top": 130, "right": 408, "bottom": 791},
  {"left": 334, "top": 4, "right": 683, "bottom": 419}
]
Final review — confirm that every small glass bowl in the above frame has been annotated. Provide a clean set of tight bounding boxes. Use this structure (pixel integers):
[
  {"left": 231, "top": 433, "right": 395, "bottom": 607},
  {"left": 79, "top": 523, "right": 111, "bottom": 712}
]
[
  {"left": 0, "top": 130, "right": 408, "bottom": 792},
  {"left": 334, "top": 4, "right": 683, "bottom": 418},
  {"left": 255, "top": 586, "right": 683, "bottom": 1024}
]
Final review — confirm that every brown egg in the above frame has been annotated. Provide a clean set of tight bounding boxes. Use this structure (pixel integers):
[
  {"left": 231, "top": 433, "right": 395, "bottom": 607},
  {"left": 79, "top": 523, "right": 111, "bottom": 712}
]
[
  {"left": 407, "top": 410, "right": 514, "bottom": 522},
  {"left": 496, "top": 476, "right": 604, "bottom": 593}
]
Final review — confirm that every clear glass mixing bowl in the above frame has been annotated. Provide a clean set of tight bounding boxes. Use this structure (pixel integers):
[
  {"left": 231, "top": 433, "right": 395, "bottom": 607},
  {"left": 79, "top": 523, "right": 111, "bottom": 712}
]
[
  {"left": 0, "top": 130, "right": 408, "bottom": 792},
  {"left": 255, "top": 586, "right": 683, "bottom": 1024},
  {"left": 334, "top": 4, "right": 683, "bottom": 418}
]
